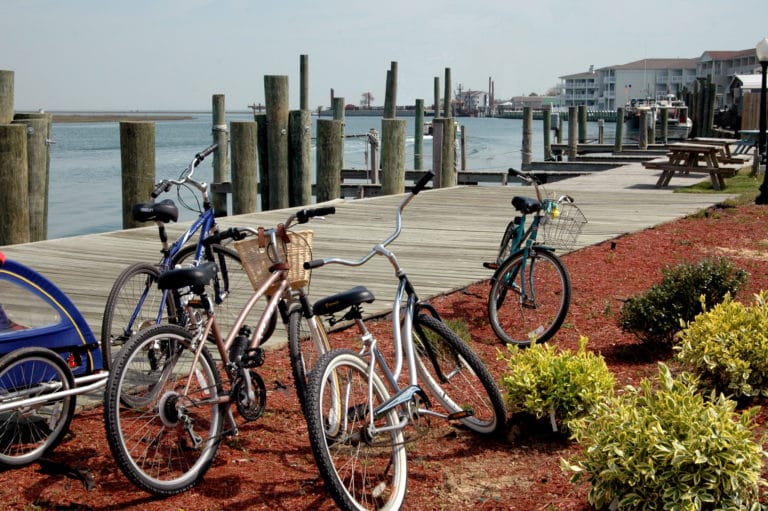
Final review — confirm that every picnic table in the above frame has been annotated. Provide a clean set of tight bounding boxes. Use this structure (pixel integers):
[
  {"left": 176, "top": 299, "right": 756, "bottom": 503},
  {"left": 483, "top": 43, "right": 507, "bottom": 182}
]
[
  {"left": 688, "top": 137, "right": 746, "bottom": 163},
  {"left": 642, "top": 142, "right": 737, "bottom": 190}
]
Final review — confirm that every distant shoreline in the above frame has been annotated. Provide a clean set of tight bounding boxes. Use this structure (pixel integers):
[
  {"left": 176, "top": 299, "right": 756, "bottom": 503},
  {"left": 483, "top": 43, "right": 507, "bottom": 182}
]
[{"left": 51, "top": 113, "right": 195, "bottom": 123}]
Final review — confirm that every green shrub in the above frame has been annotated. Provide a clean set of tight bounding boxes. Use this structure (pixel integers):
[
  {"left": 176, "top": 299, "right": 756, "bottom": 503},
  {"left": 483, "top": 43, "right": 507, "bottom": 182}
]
[
  {"left": 618, "top": 257, "right": 747, "bottom": 346},
  {"left": 564, "top": 363, "right": 766, "bottom": 511},
  {"left": 498, "top": 336, "right": 614, "bottom": 432},
  {"left": 676, "top": 291, "right": 768, "bottom": 399}
]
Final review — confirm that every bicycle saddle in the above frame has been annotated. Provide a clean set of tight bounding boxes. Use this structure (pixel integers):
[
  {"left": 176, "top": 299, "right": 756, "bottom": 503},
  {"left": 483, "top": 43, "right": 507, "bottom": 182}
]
[
  {"left": 313, "top": 286, "right": 375, "bottom": 316},
  {"left": 511, "top": 196, "right": 541, "bottom": 215},
  {"left": 131, "top": 199, "right": 179, "bottom": 223},
  {"left": 157, "top": 262, "right": 218, "bottom": 291}
]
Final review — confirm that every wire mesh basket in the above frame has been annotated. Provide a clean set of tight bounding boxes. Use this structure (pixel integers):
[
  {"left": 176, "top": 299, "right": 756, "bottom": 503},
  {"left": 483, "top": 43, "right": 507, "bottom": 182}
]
[
  {"left": 536, "top": 201, "right": 587, "bottom": 251},
  {"left": 234, "top": 230, "right": 314, "bottom": 293}
]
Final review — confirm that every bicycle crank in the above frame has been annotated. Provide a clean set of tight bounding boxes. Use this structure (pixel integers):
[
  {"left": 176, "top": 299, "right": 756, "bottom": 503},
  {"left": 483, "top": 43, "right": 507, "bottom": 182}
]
[{"left": 233, "top": 370, "right": 266, "bottom": 421}]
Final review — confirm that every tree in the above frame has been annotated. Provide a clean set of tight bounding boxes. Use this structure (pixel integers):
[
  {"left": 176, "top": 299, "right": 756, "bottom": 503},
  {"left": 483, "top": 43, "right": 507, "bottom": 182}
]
[{"left": 360, "top": 92, "right": 374, "bottom": 109}]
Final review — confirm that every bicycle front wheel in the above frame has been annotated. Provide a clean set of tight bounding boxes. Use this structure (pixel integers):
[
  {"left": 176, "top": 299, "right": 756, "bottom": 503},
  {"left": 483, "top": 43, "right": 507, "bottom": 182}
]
[
  {"left": 287, "top": 307, "right": 332, "bottom": 413},
  {"left": 305, "top": 350, "right": 408, "bottom": 511},
  {"left": 103, "top": 324, "right": 223, "bottom": 496},
  {"left": 488, "top": 249, "right": 571, "bottom": 347},
  {"left": 413, "top": 314, "right": 507, "bottom": 436},
  {"left": 0, "top": 347, "right": 75, "bottom": 466},
  {"left": 100, "top": 262, "right": 171, "bottom": 370}
]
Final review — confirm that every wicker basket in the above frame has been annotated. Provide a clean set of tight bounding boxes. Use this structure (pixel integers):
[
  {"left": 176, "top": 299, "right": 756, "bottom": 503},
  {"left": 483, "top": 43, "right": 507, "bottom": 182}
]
[
  {"left": 536, "top": 201, "right": 587, "bottom": 251},
  {"left": 234, "top": 230, "right": 313, "bottom": 293}
]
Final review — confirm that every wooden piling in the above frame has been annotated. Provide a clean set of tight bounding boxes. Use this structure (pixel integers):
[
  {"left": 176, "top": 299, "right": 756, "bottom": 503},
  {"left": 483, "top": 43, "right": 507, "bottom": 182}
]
[
  {"left": 639, "top": 111, "right": 648, "bottom": 150},
  {"left": 0, "top": 70, "right": 13, "bottom": 124},
  {"left": 660, "top": 107, "right": 669, "bottom": 144},
  {"left": 443, "top": 68, "right": 452, "bottom": 118},
  {"left": 230, "top": 121, "right": 258, "bottom": 214},
  {"left": 614, "top": 107, "right": 624, "bottom": 152},
  {"left": 647, "top": 111, "right": 655, "bottom": 145},
  {"left": 212, "top": 94, "right": 228, "bottom": 216},
  {"left": 0, "top": 124, "right": 29, "bottom": 245},
  {"left": 432, "top": 121, "right": 443, "bottom": 187},
  {"left": 460, "top": 125, "right": 466, "bottom": 171},
  {"left": 543, "top": 105, "right": 552, "bottom": 161},
  {"left": 434, "top": 77, "right": 440, "bottom": 117},
  {"left": 432, "top": 118, "right": 455, "bottom": 188},
  {"left": 567, "top": 106, "right": 577, "bottom": 160},
  {"left": 289, "top": 110, "right": 312, "bottom": 207},
  {"left": 300, "top": 54, "right": 309, "bottom": 111},
  {"left": 13, "top": 112, "right": 52, "bottom": 241},
  {"left": 332, "top": 97, "right": 345, "bottom": 120},
  {"left": 369, "top": 129, "right": 379, "bottom": 184},
  {"left": 315, "top": 119, "right": 342, "bottom": 202},
  {"left": 119, "top": 121, "right": 155, "bottom": 229},
  {"left": 254, "top": 113, "right": 269, "bottom": 211},
  {"left": 264, "top": 75, "right": 290, "bottom": 209},
  {"left": 578, "top": 105, "right": 587, "bottom": 143},
  {"left": 382, "top": 119, "right": 406, "bottom": 194},
  {"left": 522, "top": 107, "right": 533, "bottom": 166},
  {"left": 414, "top": 99, "right": 424, "bottom": 170},
  {"left": 384, "top": 62, "right": 398, "bottom": 119},
  {"left": 598, "top": 119, "right": 604, "bottom": 144}
]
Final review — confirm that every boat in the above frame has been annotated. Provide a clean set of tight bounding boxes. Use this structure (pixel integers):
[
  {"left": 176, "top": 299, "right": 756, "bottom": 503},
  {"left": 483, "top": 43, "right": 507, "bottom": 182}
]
[{"left": 624, "top": 94, "right": 692, "bottom": 140}]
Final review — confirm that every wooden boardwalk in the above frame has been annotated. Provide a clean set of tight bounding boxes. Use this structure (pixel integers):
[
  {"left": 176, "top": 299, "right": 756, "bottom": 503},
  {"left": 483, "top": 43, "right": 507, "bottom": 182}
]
[{"left": 0, "top": 162, "right": 737, "bottom": 341}]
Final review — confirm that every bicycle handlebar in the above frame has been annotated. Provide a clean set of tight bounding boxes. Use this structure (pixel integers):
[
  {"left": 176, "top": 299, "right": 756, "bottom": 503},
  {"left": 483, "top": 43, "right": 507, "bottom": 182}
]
[
  {"left": 206, "top": 207, "right": 337, "bottom": 247},
  {"left": 151, "top": 144, "right": 218, "bottom": 198}
]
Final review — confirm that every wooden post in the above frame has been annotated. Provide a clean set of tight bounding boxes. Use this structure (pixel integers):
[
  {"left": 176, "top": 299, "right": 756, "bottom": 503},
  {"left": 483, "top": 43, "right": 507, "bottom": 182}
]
[
  {"left": 381, "top": 118, "right": 406, "bottom": 194},
  {"left": 647, "top": 111, "right": 656, "bottom": 144},
  {"left": 598, "top": 119, "right": 604, "bottom": 144},
  {"left": 577, "top": 105, "right": 587, "bottom": 143},
  {"left": 460, "top": 124, "right": 466, "bottom": 171},
  {"left": 119, "top": 121, "right": 155, "bottom": 229},
  {"left": 289, "top": 110, "right": 312, "bottom": 206},
  {"left": 543, "top": 105, "right": 552, "bottom": 161},
  {"left": 639, "top": 111, "right": 648, "bottom": 150},
  {"left": 315, "top": 119, "right": 342, "bottom": 202},
  {"left": 614, "top": 107, "right": 624, "bottom": 152},
  {"left": 230, "top": 121, "right": 258, "bottom": 214},
  {"left": 332, "top": 97, "right": 345, "bottom": 120},
  {"left": 433, "top": 118, "right": 455, "bottom": 188},
  {"left": 557, "top": 113, "right": 563, "bottom": 144},
  {"left": 300, "top": 54, "right": 309, "bottom": 111},
  {"left": 254, "top": 113, "right": 269, "bottom": 211},
  {"left": 368, "top": 128, "right": 379, "bottom": 184},
  {"left": 0, "top": 124, "right": 29, "bottom": 245},
  {"left": 264, "top": 75, "right": 289, "bottom": 209},
  {"left": 568, "top": 106, "right": 578, "bottom": 160},
  {"left": 522, "top": 107, "right": 533, "bottom": 166},
  {"left": 443, "top": 68, "right": 452, "bottom": 118},
  {"left": 384, "top": 62, "right": 397, "bottom": 119},
  {"left": 660, "top": 107, "right": 669, "bottom": 144},
  {"left": 13, "top": 112, "right": 52, "bottom": 241},
  {"left": 706, "top": 81, "right": 716, "bottom": 138},
  {"left": 212, "top": 94, "right": 228, "bottom": 216},
  {"left": 433, "top": 76, "right": 440, "bottom": 117},
  {"left": 414, "top": 99, "right": 424, "bottom": 170},
  {"left": 0, "top": 70, "right": 13, "bottom": 124},
  {"left": 432, "top": 121, "right": 443, "bottom": 187}
]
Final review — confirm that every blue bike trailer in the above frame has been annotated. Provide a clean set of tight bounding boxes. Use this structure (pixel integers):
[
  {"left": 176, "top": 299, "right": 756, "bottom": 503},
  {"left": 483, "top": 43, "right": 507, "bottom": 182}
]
[{"left": 0, "top": 252, "right": 104, "bottom": 374}]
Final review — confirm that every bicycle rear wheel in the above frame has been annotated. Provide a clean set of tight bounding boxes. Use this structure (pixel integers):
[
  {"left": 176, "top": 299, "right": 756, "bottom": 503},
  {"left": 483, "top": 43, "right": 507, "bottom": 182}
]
[
  {"left": 0, "top": 347, "right": 75, "bottom": 466},
  {"left": 488, "top": 249, "right": 571, "bottom": 347},
  {"left": 305, "top": 350, "right": 407, "bottom": 511},
  {"left": 413, "top": 313, "right": 507, "bottom": 435},
  {"left": 103, "top": 324, "right": 223, "bottom": 496},
  {"left": 287, "top": 307, "right": 332, "bottom": 413}
]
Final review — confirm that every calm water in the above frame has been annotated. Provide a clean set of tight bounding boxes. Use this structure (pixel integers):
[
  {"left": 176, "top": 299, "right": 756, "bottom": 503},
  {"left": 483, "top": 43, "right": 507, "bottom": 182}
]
[{"left": 47, "top": 114, "right": 616, "bottom": 239}]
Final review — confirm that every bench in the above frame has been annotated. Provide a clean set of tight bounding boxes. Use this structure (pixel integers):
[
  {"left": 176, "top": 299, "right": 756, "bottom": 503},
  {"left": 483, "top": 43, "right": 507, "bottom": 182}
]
[{"left": 642, "top": 143, "right": 735, "bottom": 190}]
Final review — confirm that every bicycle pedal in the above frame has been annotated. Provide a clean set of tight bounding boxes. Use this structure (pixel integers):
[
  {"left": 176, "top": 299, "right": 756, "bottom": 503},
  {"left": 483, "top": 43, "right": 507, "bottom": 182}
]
[
  {"left": 241, "top": 348, "right": 265, "bottom": 368},
  {"left": 447, "top": 409, "right": 474, "bottom": 421},
  {"left": 482, "top": 262, "right": 498, "bottom": 270}
]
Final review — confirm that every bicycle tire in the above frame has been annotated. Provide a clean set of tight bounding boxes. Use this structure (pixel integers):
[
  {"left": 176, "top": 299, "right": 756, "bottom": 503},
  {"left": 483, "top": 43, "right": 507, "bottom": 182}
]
[
  {"left": 103, "top": 324, "right": 224, "bottom": 496},
  {"left": 413, "top": 313, "right": 507, "bottom": 436},
  {"left": 173, "top": 243, "right": 277, "bottom": 344},
  {"left": 0, "top": 347, "right": 76, "bottom": 466},
  {"left": 100, "top": 262, "right": 170, "bottom": 370},
  {"left": 287, "top": 307, "right": 332, "bottom": 413},
  {"left": 497, "top": 219, "right": 518, "bottom": 264},
  {"left": 488, "top": 249, "right": 571, "bottom": 347},
  {"left": 305, "top": 349, "right": 408, "bottom": 511}
]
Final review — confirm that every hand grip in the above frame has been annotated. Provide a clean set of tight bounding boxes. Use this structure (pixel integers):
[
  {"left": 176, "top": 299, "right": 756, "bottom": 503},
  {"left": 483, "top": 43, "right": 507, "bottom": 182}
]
[
  {"left": 297, "top": 206, "right": 336, "bottom": 224},
  {"left": 303, "top": 259, "right": 326, "bottom": 270},
  {"left": 150, "top": 181, "right": 171, "bottom": 199},
  {"left": 194, "top": 143, "right": 219, "bottom": 167},
  {"left": 413, "top": 171, "right": 434, "bottom": 195}
]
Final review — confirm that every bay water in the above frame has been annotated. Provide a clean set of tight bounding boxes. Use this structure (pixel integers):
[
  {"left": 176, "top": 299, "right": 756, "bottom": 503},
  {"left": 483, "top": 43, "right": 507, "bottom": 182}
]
[{"left": 47, "top": 114, "right": 616, "bottom": 239}]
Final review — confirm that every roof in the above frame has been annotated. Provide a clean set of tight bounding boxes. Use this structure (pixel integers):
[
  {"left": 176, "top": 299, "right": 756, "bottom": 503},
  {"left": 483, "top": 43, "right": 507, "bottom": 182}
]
[
  {"left": 699, "top": 49, "right": 755, "bottom": 61},
  {"left": 558, "top": 71, "right": 597, "bottom": 80},
  {"left": 607, "top": 58, "right": 698, "bottom": 71},
  {"left": 730, "top": 73, "right": 764, "bottom": 89}
]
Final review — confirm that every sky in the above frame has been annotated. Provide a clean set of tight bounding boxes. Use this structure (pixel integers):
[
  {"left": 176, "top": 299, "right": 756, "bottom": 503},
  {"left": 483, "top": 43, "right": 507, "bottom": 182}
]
[{"left": 2, "top": 0, "right": 768, "bottom": 112}]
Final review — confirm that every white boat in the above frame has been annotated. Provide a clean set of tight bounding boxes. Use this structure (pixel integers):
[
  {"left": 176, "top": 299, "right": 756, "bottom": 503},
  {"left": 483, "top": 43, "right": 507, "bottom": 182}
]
[{"left": 625, "top": 94, "right": 692, "bottom": 140}]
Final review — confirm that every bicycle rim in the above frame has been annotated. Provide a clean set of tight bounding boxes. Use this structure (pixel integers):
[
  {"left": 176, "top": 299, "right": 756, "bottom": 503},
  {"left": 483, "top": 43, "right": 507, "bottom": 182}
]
[
  {"left": 104, "top": 325, "right": 223, "bottom": 496},
  {"left": 306, "top": 350, "right": 407, "bottom": 511},
  {"left": 0, "top": 348, "right": 75, "bottom": 466},
  {"left": 288, "top": 308, "right": 332, "bottom": 413},
  {"left": 413, "top": 314, "right": 506, "bottom": 435},
  {"left": 488, "top": 250, "right": 571, "bottom": 346}
]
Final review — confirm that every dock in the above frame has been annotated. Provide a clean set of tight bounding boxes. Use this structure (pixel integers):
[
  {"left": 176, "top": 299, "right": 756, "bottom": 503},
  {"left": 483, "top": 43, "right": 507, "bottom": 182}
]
[{"left": 0, "top": 161, "right": 738, "bottom": 341}]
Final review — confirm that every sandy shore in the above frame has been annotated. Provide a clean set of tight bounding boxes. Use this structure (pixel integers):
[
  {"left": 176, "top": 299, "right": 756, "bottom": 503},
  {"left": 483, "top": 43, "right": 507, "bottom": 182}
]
[{"left": 51, "top": 113, "right": 194, "bottom": 123}]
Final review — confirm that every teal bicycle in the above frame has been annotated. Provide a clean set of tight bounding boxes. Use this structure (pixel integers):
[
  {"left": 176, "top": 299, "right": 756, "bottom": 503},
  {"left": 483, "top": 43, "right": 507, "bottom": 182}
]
[{"left": 485, "top": 168, "right": 586, "bottom": 346}]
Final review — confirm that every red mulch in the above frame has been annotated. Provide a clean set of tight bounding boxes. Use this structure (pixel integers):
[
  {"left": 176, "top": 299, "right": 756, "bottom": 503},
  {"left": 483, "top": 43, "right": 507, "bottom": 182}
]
[{"left": 3, "top": 201, "right": 768, "bottom": 510}]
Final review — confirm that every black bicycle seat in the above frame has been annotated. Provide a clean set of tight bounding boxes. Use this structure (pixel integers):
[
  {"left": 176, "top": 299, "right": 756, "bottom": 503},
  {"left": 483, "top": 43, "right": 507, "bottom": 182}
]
[
  {"left": 158, "top": 262, "right": 218, "bottom": 291},
  {"left": 132, "top": 199, "right": 179, "bottom": 223},
  {"left": 313, "top": 286, "right": 375, "bottom": 316},
  {"left": 511, "top": 196, "right": 541, "bottom": 215}
]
